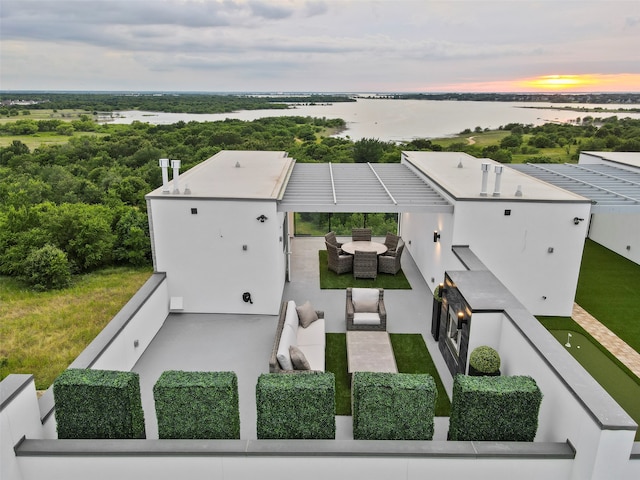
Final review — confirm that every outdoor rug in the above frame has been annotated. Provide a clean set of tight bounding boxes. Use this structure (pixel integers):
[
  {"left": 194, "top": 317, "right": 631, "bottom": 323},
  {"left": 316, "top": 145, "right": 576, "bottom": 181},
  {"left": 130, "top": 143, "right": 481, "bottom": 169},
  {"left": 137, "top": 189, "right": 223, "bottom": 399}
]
[{"left": 318, "top": 250, "right": 411, "bottom": 289}]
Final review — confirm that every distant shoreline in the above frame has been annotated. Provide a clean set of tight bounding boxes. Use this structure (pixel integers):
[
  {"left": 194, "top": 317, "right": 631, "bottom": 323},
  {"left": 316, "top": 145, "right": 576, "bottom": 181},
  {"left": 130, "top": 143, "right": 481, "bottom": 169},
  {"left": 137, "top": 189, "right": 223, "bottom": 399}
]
[{"left": 517, "top": 105, "right": 640, "bottom": 114}]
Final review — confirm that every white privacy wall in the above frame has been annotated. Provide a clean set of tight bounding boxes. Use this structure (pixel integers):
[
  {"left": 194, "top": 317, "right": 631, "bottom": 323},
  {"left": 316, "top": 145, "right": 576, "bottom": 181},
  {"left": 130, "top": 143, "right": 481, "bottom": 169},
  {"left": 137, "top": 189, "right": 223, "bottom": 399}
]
[
  {"left": 469, "top": 311, "right": 637, "bottom": 479},
  {"left": 589, "top": 213, "right": 640, "bottom": 265},
  {"left": 451, "top": 201, "right": 591, "bottom": 316},
  {"left": 149, "top": 198, "right": 286, "bottom": 315},
  {"left": 400, "top": 211, "right": 457, "bottom": 291}
]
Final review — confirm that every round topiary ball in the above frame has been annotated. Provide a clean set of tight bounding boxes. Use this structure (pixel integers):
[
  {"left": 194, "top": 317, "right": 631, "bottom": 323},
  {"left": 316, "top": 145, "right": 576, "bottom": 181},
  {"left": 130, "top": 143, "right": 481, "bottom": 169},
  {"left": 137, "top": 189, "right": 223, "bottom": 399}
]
[{"left": 469, "top": 346, "right": 501, "bottom": 375}]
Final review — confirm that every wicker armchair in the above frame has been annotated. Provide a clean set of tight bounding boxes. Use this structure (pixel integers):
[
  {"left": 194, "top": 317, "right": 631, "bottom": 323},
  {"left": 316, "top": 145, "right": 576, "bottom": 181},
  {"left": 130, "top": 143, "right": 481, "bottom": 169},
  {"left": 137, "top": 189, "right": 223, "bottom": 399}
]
[
  {"left": 383, "top": 232, "right": 400, "bottom": 254},
  {"left": 324, "top": 231, "right": 342, "bottom": 249},
  {"left": 378, "top": 240, "right": 404, "bottom": 275},
  {"left": 353, "top": 250, "right": 377, "bottom": 279},
  {"left": 346, "top": 287, "right": 386, "bottom": 331},
  {"left": 351, "top": 228, "right": 372, "bottom": 242},
  {"left": 326, "top": 242, "right": 353, "bottom": 275}
]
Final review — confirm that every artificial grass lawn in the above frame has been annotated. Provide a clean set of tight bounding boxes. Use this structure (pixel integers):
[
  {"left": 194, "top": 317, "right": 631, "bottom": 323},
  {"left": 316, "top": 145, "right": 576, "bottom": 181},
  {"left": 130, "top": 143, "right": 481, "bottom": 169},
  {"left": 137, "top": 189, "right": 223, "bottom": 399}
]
[
  {"left": 538, "top": 316, "right": 640, "bottom": 441},
  {"left": 318, "top": 250, "right": 411, "bottom": 289},
  {"left": 325, "top": 333, "right": 450, "bottom": 417},
  {"left": 576, "top": 239, "right": 640, "bottom": 353},
  {"left": 0, "top": 267, "right": 153, "bottom": 389},
  {"left": 389, "top": 333, "right": 451, "bottom": 416}
]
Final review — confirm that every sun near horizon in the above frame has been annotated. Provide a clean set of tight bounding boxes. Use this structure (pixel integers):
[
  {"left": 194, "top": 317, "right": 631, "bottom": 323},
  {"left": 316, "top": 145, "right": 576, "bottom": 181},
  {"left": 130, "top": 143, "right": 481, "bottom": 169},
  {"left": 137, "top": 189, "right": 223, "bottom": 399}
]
[{"left": 518, "top": 73, "right": 640, "bottom": 93}]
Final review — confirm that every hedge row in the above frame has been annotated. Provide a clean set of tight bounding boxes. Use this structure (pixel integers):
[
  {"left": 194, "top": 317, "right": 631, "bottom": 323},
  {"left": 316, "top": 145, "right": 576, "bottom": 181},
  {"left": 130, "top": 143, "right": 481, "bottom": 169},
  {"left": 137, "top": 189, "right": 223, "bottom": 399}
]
[
  {"left": 53, "top": 369, "right": 146, "bottom": 439},
  {"left": 256, "top": 372, "right": 335, "bottom": 439},
  {"left": 153, "top": 370, "right": 240, "bottom": 439},
  {"left": 352, "top": 372, "right": 437, "bottom": 440},
  {"left": 448, "top": 374, "right": 542, "bottom": 441}
]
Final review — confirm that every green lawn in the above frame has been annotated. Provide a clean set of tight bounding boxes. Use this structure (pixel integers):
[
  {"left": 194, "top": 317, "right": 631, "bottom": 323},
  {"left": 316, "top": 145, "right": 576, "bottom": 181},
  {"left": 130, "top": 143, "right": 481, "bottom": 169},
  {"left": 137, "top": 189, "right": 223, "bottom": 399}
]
[
  {"left": 325, "top": 333, "right": 450, "bottom": 417},
  {"left": 0, "top": 267, "right": 153, "bottom": 389},
  {"left": 576, "top": 239, "right": 640, "bottom": 353},
  {"left": 318, "top": 250, "right": 411, "bottom": 289}
]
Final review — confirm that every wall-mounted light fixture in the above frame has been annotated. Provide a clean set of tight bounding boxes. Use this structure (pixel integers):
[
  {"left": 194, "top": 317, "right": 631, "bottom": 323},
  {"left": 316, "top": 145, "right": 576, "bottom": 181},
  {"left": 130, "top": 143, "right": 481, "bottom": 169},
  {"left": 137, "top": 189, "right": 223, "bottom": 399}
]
[
  {"left": 573, "top": 217, "right": 584, "bottom": 225},
  {"left": 457, "top": 311, "right": 467, "bottom": 330},
  {"left": 256, "top": 214, "right": 268, "bottom": 223},
  {"left": 433, "top": 230, "right": 441, "bottom": 243}
]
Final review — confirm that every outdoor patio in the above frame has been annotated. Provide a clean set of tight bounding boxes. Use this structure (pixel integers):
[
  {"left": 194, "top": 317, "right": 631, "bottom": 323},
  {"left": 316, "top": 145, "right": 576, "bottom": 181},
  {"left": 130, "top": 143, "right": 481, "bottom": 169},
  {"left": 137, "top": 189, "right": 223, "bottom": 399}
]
[{"left": 132, "top": 236, "right": 454, "bottom": 440}]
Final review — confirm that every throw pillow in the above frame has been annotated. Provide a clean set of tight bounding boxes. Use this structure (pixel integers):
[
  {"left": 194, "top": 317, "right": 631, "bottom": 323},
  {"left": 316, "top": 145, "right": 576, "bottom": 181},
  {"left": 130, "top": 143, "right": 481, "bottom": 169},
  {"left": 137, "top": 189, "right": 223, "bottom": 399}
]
[
  {"left": 352, "top": 288, "right": 379, "bottom": 313},
  {"left": 296, "top": 300, "right": 318, "bottom": 328},
  {"left": 289, "top": 345, "right": 311, "bottom": 370}
]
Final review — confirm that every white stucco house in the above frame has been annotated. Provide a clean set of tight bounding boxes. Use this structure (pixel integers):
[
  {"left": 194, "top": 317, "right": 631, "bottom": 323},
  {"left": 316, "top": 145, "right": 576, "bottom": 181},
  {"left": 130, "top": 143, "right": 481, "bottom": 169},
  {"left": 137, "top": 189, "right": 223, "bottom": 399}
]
[{"left": 2, "top": 150, "right": 639, "bottom": 480}]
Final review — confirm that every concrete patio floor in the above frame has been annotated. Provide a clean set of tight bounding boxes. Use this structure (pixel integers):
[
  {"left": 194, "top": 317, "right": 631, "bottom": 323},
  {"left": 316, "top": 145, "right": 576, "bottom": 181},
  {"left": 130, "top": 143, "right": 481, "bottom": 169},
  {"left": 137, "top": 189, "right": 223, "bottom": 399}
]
[{"left": 132, "top": 236, "right": 453, "bottom": 440}]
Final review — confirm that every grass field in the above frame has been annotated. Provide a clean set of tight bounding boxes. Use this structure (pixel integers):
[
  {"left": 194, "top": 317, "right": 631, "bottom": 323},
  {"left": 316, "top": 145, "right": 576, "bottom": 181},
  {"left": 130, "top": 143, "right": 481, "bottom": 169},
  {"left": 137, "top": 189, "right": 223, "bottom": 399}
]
[
  {"left": 0, "top": 267, "right": 153, "bottom": 389},
  {"left": 0, "top": 109, "right": 92, "bottom": 124},
  {"left": 576, "top": 239, "right": 640, "bottom": 353},
  {"left": 0, "top": 131, "right": 105, "bottom": 149}
]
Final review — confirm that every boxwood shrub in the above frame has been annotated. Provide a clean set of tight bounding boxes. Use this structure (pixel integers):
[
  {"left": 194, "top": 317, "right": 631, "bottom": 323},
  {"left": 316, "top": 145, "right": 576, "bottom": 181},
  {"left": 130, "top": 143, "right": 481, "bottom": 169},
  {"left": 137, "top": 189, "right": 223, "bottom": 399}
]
[
  {"left": 153, "top": 370, "right": 240, "bottom": 439},
  {"left": 53, "top": 368, "right": 145, "bottom": 439},
  {"left": 352, "top": 372, "right": 437, "bottom": 440},
  {"left": 256, "top": 372, "right": 335, "bottom": 439},
  {"left": 448, "top": 374, "right": 542, "bottom": 441}
]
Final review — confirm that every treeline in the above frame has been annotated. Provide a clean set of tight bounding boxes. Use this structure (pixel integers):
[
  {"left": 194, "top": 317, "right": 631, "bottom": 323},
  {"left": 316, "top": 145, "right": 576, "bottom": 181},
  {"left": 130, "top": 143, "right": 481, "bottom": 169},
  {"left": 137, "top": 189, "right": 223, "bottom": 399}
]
[
  {"left": 2, "top": 114, "right": 639, "bottom": 289},
  {"left": 379, "top": 92, "right": 640, "bottom": 105},
  {"left": 0, "top": 92, "right": 355, "bottom": 115}
]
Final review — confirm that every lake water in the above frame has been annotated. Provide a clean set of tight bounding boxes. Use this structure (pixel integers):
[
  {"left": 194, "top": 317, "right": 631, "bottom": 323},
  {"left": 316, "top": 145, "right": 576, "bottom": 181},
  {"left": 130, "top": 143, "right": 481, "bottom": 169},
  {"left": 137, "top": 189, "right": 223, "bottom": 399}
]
[{"left": 104, "top": 98, "right": 640, "bottom": 142}]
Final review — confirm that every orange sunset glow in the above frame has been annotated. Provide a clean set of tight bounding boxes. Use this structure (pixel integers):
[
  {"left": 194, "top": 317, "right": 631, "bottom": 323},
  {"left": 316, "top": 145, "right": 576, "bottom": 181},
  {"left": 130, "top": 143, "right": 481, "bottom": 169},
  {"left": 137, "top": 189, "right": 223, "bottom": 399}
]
[{"left": 517, "top": 74, "right": 640, "bottom": 92}]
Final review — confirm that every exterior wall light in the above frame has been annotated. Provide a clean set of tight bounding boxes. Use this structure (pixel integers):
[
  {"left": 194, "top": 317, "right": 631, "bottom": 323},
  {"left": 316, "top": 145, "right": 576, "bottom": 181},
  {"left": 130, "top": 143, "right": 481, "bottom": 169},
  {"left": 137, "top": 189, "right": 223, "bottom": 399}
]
[
  {"left": 573, "top": 217, "right": 584, "bottom": 225},
  {"left": 433, "top": 230, "right": 441, "bottom": 242},
  {"left": 457, "top": 311, "right": 467, "bottom": 329},
  {"left": 256, "top": 214, "right": 268, "bottom": 223}
]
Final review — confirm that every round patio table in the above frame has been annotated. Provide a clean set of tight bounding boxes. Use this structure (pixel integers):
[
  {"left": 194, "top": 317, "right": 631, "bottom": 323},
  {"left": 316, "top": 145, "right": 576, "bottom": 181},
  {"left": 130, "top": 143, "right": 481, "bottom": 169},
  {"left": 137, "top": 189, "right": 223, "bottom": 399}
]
[{"left": 340, "top": 241, "right": 388, "bottom": 255}]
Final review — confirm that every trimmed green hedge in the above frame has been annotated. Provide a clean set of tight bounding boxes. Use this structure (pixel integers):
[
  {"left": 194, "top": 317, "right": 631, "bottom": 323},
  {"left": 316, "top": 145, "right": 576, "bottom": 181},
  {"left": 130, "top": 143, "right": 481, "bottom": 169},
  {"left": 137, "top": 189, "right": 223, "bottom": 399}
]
[
  {"left": 448, "top": 375, "right": 542, "bottom": 441},
  {"left": 153, "top": 370, "right": 240, "bottom": 439},
  {"left": 256, "top": 372, "right": 335, "bottom": 439},
  {"left": 53, "top": 368, "right": 145, "bottom": 439},
  {"left": 352, "top": 372, "right": 437, "bottom": 440}
]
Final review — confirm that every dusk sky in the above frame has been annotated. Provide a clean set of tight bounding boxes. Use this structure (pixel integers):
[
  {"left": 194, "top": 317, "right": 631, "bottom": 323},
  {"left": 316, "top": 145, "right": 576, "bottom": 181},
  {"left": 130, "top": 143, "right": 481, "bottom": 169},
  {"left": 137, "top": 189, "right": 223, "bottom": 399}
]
[{"left": 1, "top": 0, "right": 639, "bottom": 93}]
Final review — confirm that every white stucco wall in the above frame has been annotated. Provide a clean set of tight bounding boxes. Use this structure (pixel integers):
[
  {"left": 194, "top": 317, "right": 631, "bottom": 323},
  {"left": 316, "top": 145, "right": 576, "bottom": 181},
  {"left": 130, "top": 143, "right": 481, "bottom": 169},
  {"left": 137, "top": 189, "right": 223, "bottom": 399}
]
[
  {"left": 149, "top": 198, "right": 286, "bottom": 314},
  {"left": 451, "top": 201, "right": 591, "bottom": 316},
  {"left": 588, "top": 213, "right": 640, "bottom": 265},
  {"left": 399, "top": 211, "right": 457, "bottom": 292},
  {"left": 466, "top": 311, "right": 637, "bottom": 479}
]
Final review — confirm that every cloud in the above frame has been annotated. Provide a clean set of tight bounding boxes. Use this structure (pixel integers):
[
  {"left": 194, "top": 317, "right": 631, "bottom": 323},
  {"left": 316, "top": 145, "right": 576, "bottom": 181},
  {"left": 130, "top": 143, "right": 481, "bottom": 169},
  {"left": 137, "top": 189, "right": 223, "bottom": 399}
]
[{"left": 1, "top": 0, "right": 639, "bottom": 91}]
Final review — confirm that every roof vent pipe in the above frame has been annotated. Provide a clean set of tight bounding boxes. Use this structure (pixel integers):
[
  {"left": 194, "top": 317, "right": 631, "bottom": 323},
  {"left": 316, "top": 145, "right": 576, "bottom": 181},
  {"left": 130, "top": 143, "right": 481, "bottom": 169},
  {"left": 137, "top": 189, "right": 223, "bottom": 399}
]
[
  {"left": 159, "top": 158, "right": 170, "bottom": 194},
  {"left": 480, "top": 163, "right": 490, "bottom": 196},
  {"left": 171, "top": 160, "right": 181, "bottom": 194},
  {"left": 515, "top": 185, "right": 523, "bottom": 197},
  {"left": 493, "top": 165, "right": 503, "bottom": 197}
]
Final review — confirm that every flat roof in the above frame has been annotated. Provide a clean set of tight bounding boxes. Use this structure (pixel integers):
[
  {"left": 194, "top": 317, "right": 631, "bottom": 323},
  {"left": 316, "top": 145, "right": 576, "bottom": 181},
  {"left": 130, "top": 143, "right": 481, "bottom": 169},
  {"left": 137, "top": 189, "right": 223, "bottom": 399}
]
[
  {"left": 278, "top": 162, "right": 453, "bottom": 213},
  {"left": 511, "top": 162, "right": 640, "bottom": 213},
  {"left": 402, "top": 152, "right": 591, "bottom": 203},
  {"left": 146, "top": 150, "right": 295, "bottom": 200}
]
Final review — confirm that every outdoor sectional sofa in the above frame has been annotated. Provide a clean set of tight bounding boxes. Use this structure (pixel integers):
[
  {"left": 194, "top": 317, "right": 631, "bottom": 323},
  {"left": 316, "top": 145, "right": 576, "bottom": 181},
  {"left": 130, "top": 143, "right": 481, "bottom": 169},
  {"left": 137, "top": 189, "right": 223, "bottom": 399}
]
[{"left": 269, "top": 300, "right": 326, "bottom": 373}]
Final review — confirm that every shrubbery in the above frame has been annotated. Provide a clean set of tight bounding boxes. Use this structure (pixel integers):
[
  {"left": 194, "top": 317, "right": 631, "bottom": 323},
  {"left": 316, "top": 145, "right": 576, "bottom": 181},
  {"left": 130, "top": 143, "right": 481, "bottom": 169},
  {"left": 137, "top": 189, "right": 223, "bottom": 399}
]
[
  {"left": 352, "top": 372, "right": 436, "bottom": 440},
  {"left": 23, "top": 244, "right": 71, "bottom": 290},
  {"left": 53, "top": 368, "right": 146, "bottom": 439},
  {"left": 448, "top": 375, "right": 542, "bottom": 441},
  {"left": 153, "top": 370, "right": 240, "bottom": 439},
  {"left": 256, "top": 372, "right": 335, "bottom": 439},
  {"left": 468, "top": 346, "right": 501, "bottom": 376}
]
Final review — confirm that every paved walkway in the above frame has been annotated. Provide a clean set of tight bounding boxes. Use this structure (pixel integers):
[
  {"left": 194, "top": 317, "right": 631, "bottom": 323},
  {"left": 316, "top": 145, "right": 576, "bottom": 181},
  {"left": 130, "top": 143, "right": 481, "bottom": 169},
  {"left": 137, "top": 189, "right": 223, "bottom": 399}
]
[{"left": 572, "top": 303, "right": 640, "bottom": 378}]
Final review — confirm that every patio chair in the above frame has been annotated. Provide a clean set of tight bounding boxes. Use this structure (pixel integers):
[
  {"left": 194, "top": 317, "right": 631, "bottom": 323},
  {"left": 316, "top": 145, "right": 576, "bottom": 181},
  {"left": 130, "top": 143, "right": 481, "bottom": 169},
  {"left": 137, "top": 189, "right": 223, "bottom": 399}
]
[
  {"left": 383, "top": 232, "right": 400, "bottom": 254},
  {"left": 353, "top": 250, "right": 377, "bottom": 279},
  {"left": 378, "top": 239, "right": 404, "bottom": 275},
  {"left": 346, "top": 287, "right": 386, "bottom": 331},
  {"left": 351, "top": 228, "right": 372, "bottom": 242},
  {"left": 326, "top": 241, "right": 353, "bottom": 275},
  {"left": 324, "top": 231, "right": 342, "bottom": 249}
]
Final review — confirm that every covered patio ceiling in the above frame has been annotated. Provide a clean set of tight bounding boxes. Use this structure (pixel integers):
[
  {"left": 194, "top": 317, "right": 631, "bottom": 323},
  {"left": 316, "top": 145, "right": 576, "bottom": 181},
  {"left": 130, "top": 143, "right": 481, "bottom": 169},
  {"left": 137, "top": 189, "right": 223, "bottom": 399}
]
[{"left": 278, "top": 162, "right": 453, "bottom": 213}]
